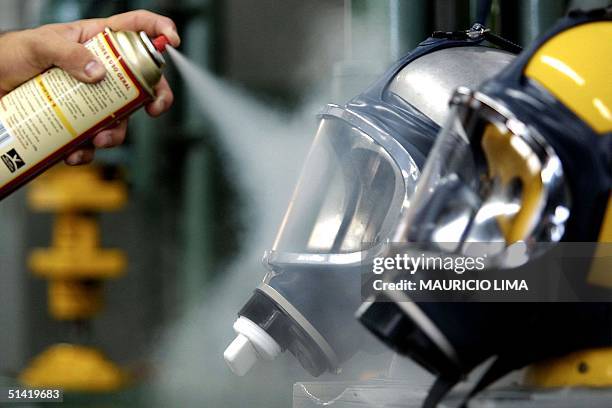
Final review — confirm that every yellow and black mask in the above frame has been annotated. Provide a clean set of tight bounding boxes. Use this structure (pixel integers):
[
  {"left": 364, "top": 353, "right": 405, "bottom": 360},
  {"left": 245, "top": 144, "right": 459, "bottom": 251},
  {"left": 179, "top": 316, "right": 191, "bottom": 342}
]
[
  {"left": 398, "top": 8, "right": 610, "bottom": 262},
  {"left": 358, "top": 7, "right": 612, "bottom": 408}
]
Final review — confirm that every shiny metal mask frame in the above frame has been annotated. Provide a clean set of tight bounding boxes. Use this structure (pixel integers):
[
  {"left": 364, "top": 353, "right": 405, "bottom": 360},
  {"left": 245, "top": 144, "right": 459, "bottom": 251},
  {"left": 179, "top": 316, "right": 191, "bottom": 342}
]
[
  {"left": 438, "top": 86, "right": 570, "bottom": 260},
  {"left": 263, "top": 103, "right": 421, "bottom": 273}
]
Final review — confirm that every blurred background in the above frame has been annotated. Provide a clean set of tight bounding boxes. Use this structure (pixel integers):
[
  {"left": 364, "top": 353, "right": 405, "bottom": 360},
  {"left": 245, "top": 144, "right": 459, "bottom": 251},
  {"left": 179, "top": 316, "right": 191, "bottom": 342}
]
[{"left": 0, "top": 0, "right": 608, "bottom": 407}]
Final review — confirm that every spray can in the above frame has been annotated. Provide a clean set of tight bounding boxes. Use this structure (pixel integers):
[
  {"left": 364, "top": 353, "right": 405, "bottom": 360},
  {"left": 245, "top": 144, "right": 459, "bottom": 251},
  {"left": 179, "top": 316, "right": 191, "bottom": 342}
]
[{"left": 0, "top": 28, "right": 170, "bottom": 200}]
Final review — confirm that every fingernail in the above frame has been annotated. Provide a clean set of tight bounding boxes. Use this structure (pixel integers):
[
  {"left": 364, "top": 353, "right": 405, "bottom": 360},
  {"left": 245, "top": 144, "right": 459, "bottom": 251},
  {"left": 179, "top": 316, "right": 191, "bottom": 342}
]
[
  {"left": 67, "top": 151, "right": 83, "bottom": 165},
  {"left": 96, "top": 133, "right": 113, "bottom": 148},
  {"left": 168, "top": 31, "right": 180, "bottom": 46},
  {"left": 84, "top": 60, "right": 105, "bottom": 79},
  {"left": 155, "top": 96, "right": 166, "bottom": 112}
]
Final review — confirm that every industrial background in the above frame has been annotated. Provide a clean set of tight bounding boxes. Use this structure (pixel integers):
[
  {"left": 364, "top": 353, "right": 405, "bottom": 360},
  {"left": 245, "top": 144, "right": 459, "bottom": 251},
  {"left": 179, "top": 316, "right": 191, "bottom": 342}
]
[{"left": 0, "top": 0, "right": 608, "bottom": 407}]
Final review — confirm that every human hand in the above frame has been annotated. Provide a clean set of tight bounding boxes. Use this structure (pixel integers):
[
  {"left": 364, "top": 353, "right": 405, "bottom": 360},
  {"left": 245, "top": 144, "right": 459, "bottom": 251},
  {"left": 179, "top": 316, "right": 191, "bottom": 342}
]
[{"left": 0, "top": 10, "right": 180, "bottom": 165}]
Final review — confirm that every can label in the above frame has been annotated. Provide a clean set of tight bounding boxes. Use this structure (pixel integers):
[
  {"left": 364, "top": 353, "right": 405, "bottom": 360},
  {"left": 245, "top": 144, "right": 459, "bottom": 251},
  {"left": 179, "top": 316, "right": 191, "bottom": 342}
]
[{"left": 0, "top": 31, "right": 145, "bottom": 192}]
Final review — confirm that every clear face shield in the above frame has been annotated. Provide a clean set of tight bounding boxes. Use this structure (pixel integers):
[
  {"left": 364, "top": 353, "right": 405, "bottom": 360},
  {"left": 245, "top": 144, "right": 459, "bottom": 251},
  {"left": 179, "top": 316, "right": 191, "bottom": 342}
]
[
  {"left": 263, "top": 104, "right": 419, "bottom": 275},
  {"left": 395, "top": 87, "right": 570, "bottom": 266},
  {"left": 229, "top": 104, "right": 422, "bottom": 376}
]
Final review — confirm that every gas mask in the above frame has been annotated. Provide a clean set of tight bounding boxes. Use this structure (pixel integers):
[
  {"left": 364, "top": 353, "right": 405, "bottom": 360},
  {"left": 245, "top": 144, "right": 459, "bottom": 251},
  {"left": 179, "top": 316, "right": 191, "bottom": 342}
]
[
  {"left": 224, "top": 26, "right": 518, "bottom": 377},
  {"left": 358, "top": 8, "right": 612, "bottom": 407}
]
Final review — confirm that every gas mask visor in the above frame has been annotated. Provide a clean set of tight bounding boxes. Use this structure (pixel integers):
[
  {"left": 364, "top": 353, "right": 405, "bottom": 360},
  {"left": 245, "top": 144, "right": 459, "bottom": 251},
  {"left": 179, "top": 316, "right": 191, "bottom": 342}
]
[
  {"left": 240, "top": 105, "right": 419, "bottom": 376},
  {"left": 224, "top": 104, "right": 420, "bottom": 377},
  {"left": 396, "top": 87, "right": 570, "bottom": 267},
  {"left": 264, "top": 104, "right": 419, "bottom": 272}
]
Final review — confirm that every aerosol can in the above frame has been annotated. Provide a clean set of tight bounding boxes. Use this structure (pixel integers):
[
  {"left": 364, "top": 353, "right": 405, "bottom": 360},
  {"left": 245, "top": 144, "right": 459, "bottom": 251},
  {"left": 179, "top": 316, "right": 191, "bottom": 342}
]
[{"left": 0, "top": 28, "right": 169, "bottom": 199}]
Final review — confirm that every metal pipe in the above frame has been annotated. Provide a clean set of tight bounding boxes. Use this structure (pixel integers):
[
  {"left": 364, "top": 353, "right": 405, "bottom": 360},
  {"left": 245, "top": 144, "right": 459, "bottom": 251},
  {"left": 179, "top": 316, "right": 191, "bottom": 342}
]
[
  {"left": 434, "top": 0, "right": 471, "bottom": 31},
  {"left": 518, "top": 0, "right": 568, "bottom": 45},
  {"left": 180, "top": 144, "right": 212, "bottom": 309},
  {"left": 498, "top": 0, "right": 568, "bottom": 46},
  {"left": 348, "top": 0, "right": 430, "bottom": 62},
  {"left": 389, "top": 0, "right": 430, "bottom": 60},
  {"left": 333, "top": 0, "right": 430, "bottom": 101}
]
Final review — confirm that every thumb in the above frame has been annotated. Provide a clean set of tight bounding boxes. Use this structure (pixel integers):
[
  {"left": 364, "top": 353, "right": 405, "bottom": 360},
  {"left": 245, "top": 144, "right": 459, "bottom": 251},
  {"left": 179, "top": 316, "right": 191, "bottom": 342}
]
[{"left": 35, "top": 29, "right": 107, "bottom": 83}]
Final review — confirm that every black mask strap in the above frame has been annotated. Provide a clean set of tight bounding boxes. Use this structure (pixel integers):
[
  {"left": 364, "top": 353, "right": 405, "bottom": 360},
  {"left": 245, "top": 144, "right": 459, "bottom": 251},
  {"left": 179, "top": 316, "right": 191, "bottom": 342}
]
[
  {"left": 458, "top": 356, "right": 516, "bottom": 408},
  {"left": 432, "top": 23, "right": 523, "bottom": 54},
  {"left": 422, "top": 374, "right": 461, "bottom": 408},
  {"left": 482, "top": 30, "right": 523, "bottom": 53}
]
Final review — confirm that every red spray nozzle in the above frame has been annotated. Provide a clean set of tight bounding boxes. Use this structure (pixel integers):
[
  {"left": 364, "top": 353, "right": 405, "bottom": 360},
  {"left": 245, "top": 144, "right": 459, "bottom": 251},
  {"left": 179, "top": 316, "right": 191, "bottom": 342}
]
[{"left": 152, "top": 35, "right": 170, "bottom": 52}]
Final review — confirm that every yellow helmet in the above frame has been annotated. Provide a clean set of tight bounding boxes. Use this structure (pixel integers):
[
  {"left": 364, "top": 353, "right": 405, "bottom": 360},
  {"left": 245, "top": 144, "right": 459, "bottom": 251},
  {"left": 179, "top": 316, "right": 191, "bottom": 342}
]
[{"left": 523, "top": 10, "right": 611, "bottom": 244}]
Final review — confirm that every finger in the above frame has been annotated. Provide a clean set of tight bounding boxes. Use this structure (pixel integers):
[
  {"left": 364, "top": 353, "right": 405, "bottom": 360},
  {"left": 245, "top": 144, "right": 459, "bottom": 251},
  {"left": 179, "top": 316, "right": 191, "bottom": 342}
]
[
  {"left": 145, "top": 76, "right": 173, "bottom": 117},
  {"left": 110, "top": 10, "right": 180, "bottom": 46},
  {"left": 65, "top": 147, "right": 95, "bottom": 165},
  {"left": 74, "top": 10, "right": 180, "bottom": 47},
  {"left": 92, "top": 119, "right": 129, "bottom": 148},
  {"left": 30, "top": 28, "right": 106, "bottom": 83}
]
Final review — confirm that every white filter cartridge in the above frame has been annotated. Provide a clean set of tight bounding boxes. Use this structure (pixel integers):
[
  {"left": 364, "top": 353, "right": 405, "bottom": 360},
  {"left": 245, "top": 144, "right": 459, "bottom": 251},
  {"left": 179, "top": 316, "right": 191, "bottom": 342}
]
[
  {"left": 224, "top": 334, "right": 258, "bottom": 376},
  {"left": 224, "top": 316, "right": 281, "bottom": 376}
]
